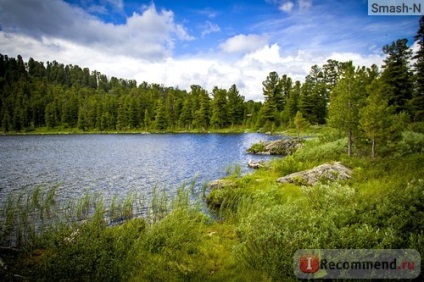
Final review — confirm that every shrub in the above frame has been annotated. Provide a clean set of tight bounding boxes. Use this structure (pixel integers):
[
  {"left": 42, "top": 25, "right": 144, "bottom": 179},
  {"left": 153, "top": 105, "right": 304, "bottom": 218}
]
[
  {"left": 397, "top": 131, "right": 424, "bottom": 155},
  {"left": 247, "top": 141, "right": 265, "bottom": 154},
  {"left": 133, "top": 208, "right": 208, "bottom": 281},
  {"left": 294, "top": 137, "right": 347, "bottom": 164}
]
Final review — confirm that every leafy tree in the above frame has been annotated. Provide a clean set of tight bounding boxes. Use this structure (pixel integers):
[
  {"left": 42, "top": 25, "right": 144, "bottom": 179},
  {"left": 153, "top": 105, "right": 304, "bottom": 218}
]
[
  {"left": 381, "top": 38, "right": 413, "bottom": 115},
  {"left": 413, "top": 16, "right": 424, "bottom": 121}
]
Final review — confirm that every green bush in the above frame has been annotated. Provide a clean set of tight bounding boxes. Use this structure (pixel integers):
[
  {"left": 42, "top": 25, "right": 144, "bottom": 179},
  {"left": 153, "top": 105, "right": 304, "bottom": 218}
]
[
  {"left": 36, "top": 217, "right": 146, "bottom": 281},
  {"left": 247, "top": 141, "right": 265, "bottom": 154},
  {"left": 408, "top": 121, "right": 424, "bottom": 133},
  {"left": 397, "top": 131, "right": 424, "bottom": 155},
  {"left": 133, "top": 208, "right": 208, "bottom": 281},
  {"left": 294, "top": 137, "right": 347, "bottom": 164}
]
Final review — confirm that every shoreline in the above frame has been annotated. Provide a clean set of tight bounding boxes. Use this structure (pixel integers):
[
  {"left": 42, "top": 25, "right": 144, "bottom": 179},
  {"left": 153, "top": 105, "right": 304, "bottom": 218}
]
[{"left": 0, "top": 127, "right": 319, "bottom": 137}]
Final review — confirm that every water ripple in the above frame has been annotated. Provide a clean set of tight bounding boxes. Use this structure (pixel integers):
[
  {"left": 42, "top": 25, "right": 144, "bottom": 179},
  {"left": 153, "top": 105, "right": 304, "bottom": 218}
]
[{"left": 0, "top": 133, "right": 280, "bottom": 207}]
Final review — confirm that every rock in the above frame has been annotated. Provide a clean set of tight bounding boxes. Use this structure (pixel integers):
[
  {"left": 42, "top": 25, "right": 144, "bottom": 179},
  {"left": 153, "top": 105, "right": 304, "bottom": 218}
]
[
  {"left": 277, "top": 162, "right": 352, "bottom": 186},
  {"left": 248, "top": 159, "right": 265, "bottom": 169},
  {"left": 207, "top": 179, "right": 236, "bottom": 189},
  {"left": 247, "top": 138, "right": 303, "bottom": 155}
]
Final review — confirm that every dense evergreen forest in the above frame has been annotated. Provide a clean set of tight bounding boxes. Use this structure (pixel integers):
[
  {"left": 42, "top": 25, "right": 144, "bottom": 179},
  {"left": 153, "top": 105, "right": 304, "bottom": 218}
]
[{"left": 1, "top": 18, "right": 424, "bottom": 134}]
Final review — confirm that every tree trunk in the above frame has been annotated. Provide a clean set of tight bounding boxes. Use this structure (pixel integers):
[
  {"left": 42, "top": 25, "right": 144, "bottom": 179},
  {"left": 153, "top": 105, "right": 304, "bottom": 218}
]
[
  {"left": 348, "top": 128, "right": 352, "bottom": 157},
  {"left": 371, "top": 138, "right": 375, "bottom": 159}
]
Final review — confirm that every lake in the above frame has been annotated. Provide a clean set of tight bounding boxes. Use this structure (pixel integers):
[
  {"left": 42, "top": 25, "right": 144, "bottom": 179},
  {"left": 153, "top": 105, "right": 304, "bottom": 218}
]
[{"left": 0, "top": 133, "right": 281, "bottom": 208}]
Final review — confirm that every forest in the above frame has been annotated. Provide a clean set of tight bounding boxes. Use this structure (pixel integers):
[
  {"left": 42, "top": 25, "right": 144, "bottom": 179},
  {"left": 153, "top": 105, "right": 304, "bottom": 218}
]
[{"left": 1, "top": 17, "right": 423, "bottom": 136}]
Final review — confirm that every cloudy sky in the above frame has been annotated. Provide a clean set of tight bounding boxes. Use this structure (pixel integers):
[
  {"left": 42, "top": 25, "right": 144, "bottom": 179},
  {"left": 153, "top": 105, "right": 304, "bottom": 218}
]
[{"left": 0, "top": 0, "right": 420, "bottom": 100}]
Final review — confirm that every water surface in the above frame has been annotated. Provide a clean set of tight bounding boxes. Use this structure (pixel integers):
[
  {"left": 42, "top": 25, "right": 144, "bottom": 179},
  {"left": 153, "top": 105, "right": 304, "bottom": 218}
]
[{"left": 0, "top": 133, "right": 280, "bottom": 207}]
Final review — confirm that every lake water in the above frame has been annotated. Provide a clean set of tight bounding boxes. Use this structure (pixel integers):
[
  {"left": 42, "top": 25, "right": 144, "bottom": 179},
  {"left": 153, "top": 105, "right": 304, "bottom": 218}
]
[{"left": 0, "top": 133, "right": 280, "bottom": 208}]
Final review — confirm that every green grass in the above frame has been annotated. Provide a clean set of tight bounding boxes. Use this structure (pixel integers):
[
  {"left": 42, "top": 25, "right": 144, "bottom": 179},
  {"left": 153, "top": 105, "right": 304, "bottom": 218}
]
[{"left": 1, "top": 128, "right": 423, "bottom": 281}]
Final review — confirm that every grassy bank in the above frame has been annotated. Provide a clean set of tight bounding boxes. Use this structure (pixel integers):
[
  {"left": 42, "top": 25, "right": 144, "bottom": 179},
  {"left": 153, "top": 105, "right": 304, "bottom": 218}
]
[{"left": 1, "top": 129, "right": 423, "bottom": 281}]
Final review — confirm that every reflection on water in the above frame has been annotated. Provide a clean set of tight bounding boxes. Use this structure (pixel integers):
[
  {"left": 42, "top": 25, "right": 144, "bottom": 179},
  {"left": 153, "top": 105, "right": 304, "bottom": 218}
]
[{"left": 0, "top": 133, "right": 281, "bottom": 207}]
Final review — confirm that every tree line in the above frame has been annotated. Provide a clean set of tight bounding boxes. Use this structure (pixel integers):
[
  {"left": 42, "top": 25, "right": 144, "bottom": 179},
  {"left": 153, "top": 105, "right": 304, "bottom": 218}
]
[
  {"left": 0, "top": 56, "right": 250, "bottom": 132},
  {"left": 1, "top": 17, "right": 423, "bottom": 144}
]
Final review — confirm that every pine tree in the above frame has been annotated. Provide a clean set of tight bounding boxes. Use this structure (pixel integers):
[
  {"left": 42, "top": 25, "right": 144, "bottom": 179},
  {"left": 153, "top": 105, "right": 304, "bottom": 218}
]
[
  {"left": 116, "top": 97, "right": 128, "bottom": 131},
  {"left": 45, "top": 102, "right": 58, "bottom": 128},
  {"left": 262, "top": 71, "right": 282, "bottom": 123},
  {"left": 298, "top": 80, "right": 316, "bottom": 124},
  {"left": 227, "top": 84, "right": 244, "bottom": 126},
  {"left": 381, "top": 38, "right": 413, "bottom": 115},
  {"left": 359, "top": 79, "right": 394, "bottom": 159},
  {"left": 413, "top": 16, "right": 424, "bottom": 121},
  {"left": 211, "top": 87, "right": 228, "bottom": 128},
  {"left": 179, "top": 99, "right": 193, "bottom": 130},
  {"left": 77, "top": 107, "right": 88, "bottom": 131},
  {"left": 327, "top": 62, "right": 369, "bottom": 156},
  {"left": 154, "top": 99, "right": 168, "bottom": 130},
  {"left": 293, "top": 111, "right": 309, "bottom": 138},
  {"left": 194, "top": 90, "right": 210, "bottom": 130},
  {"left": 286, "top": 81, "right": 301, "bottom": 122},
  {"left": 143, "top": 109, "right": 151, "bottom": 131}
]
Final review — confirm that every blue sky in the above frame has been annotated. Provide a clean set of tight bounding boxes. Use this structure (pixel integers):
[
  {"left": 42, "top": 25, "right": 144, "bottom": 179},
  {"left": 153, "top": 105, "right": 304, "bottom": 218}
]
[{"left": 0, "top": 0, "right": 420, "bottom": 100}]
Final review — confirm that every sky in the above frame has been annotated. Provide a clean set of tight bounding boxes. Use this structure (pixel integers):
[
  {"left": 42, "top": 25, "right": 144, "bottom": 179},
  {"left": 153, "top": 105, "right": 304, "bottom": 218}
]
[{"left": 0, "top": 0, "right": 420, "bottom": 101}]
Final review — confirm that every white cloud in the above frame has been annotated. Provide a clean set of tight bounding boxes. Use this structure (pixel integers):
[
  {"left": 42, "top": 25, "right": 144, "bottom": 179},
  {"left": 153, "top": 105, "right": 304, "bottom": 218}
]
[
  {"left": 0, "top": 0, "right": 390, "bottom": 102},
  {"left": 200, "top": 21, "right": 221, "bottom": 37},
  {"left": 219, "top": 34, "right": 269, "bottom": 54},
  {"left": 269, "top": 0, "right": 312, "bottom": 13},
  {"left": 0, "top": 30, "right": 386, "bottom": 102},
  {"left": 298, "top": 0, "right": 313, "bottom": 11},
  {"left": 105, "top": 0, "right": 124, "bottom": 11},
  {"left": 197, "top": 8, "right": 218, "bottom": 19},
  {"left": 0, "top": 0, "right": 193, "bottom": 60},
  {"left": 279, "top": 1, "right": 294, "bottom": 13},
  {"left": 87, "top": 5, "right": 108, "bottom": 15}
]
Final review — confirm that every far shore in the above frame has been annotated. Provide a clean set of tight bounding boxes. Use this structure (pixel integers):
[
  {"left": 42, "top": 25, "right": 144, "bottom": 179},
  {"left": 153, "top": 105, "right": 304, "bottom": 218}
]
[{"left": 0, "top": 126, "right": 322, "bottom": 137}]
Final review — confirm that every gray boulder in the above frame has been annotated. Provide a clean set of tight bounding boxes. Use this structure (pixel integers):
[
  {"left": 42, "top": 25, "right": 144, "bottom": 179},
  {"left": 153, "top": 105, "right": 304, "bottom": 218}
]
[
  {"left": 277, "top": 162, "right": 352, "bottom": 186},
  {"left": 207, "top": 179, "right": 236, "bottom": 189},
  {"left": 248, "top": 139, "right": 303, "bottom": 155}
]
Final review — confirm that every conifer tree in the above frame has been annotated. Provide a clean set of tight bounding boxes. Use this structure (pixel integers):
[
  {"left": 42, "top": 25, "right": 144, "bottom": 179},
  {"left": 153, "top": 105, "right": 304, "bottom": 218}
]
[
  {"left": 227, "top": 84, "right": 244, "bottom": 126},
  {"left": 293, "top": 111, "right": 309, "bottom": 138},
  {"left": 179, "top": 99, "right": 193, "bottom": 130},
  {"left": 211, "top": 87, "right": 228, "bottom": 128},
  {"left": 262, "top": 71, "right": 282, "bottom": 123},
  {"left": 413, "top": 16, "right": 424, "bottom": 121},
  {"left": 154, "top": 99, "right": 168, "bottom": 130},
  {"left": 381, "top": 38, "right": 413, "bottom": 115},
  {"left": 360, "top": 79, "right": 394, "bottom": 159},
  {"left": 328, "top": 62, "right": 369, "bottom": 156},
  {"left": 194, "top": 90, "right": 211, "bottom": 130}
]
